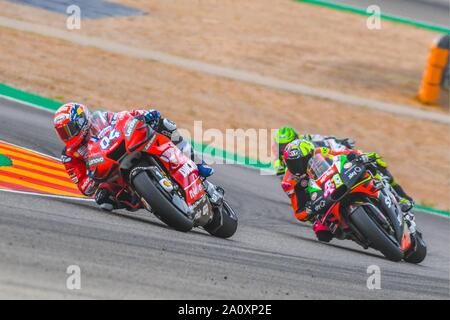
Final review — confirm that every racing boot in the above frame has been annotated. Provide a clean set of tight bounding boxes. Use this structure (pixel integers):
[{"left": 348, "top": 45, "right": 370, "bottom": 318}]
[
  {"left": 197, "top": 161, "right": 214, "bottom": 178},
  {"left": 175, "top": 137, "right": 214, "bottom": 178},
  {"left": 95, "top": 188, "right": 118, "bottom": 212},
  {"left": 390, "top": 180, "right": 414, "bottom": 213},
  {"left": 399, "top": 198, "right": 414, "bottom": 213}
]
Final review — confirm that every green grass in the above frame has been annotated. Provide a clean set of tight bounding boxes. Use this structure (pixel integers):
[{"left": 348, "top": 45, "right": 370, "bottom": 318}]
[{"left": 0, "top": 154, "right": 13, "bottom": 167}]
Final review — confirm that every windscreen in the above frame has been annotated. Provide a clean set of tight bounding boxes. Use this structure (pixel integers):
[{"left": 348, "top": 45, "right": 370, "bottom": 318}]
[
  {"left": 307, "top": 153, "right": 333, "bottom": 180},
  {"left": 89, "top": 111, "right": 110, "bottom": 138}
]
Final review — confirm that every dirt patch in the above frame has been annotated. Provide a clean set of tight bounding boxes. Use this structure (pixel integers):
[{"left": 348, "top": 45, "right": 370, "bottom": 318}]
[
  {"left": 0, "top": 0, "right": 448, "bottom": 110},
  {"left": 0, "top": 27, "right": 448, "bottom": 209}
]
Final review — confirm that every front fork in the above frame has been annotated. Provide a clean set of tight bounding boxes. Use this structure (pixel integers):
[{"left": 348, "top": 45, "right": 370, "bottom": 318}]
[
  {"left": 378, "top": 182, "right": 416, "bottom": 252},
  {"left": 372, "top": 170, "right": 416, "bottom": 234}
]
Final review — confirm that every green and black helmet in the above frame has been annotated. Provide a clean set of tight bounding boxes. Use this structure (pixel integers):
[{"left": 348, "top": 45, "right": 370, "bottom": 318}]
[
  {"left": 274, "top": 127, "right": 299, "bottom": 158},
  {"left": 284, "top": 139, "right": 315, "bottom": 176}
]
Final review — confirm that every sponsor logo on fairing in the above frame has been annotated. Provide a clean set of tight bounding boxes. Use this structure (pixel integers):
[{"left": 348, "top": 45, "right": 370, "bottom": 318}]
[
  {"left": 54, "top": 114, "right": 68, "bottom": 124},
  {"left": 314, "top": 200, "right": 327, "bottom": 212},
  {"left": 87, "top": 156, "right": 105, "bottom": 167},
  {"left": 188, "top": 182, "right": 204, "bottom": 199},
  {"left": 125, "top": 118, "right": 139, "bottom": 138},
  {"left": 346, "top": 166, "right": 362, "bottom": 179},
  {"left": 385, "top": 196, "right": 392, "bottom": 208},
  {"left": 74, "top": 145, "right": 88, "bottom": 160},
  {"left": 179, "top": 161, "right": 197, "bottom": 178},
  {"left": 68, "top": 172, "right": 79, "bottom": 184}
]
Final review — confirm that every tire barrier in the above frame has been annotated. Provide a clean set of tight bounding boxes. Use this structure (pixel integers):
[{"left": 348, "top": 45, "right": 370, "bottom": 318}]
[{"left": 418, "top": 34, "right": 449, "bottom": 104}]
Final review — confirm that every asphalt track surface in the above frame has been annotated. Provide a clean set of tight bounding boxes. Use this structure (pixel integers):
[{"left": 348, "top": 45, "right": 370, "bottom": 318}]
[
  {"left": 0, "top": 98, "right": 449, "bottom": 299},
  {"left": 329, "top": 0, "right": 449, "bottom": 27}
]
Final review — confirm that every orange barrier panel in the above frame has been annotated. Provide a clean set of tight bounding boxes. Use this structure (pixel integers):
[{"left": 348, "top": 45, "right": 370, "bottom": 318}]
[{"left": 418, "top": 34, "right": 449, "bottom": 105}]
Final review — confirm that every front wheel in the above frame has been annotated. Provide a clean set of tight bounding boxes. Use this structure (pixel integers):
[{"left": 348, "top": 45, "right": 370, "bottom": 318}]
[
  {"left": 133, "top": 170, "right": 194, "bottom": 232},
  {"left": 204, "top": 201, "right": 238, "bottom": 239},
  {"left": 351, "top": 206, "right": 403, "bottom": 262}
]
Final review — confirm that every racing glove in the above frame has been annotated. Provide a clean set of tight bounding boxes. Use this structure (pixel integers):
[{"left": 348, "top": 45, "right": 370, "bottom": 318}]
[
  {"left": 368, "top": 152, "right": 387, "bottom": 168},
  {"left": 143, "top": 109, "right": 161, "bottom": 127},
  {"left": 338, "top": 138, "right": 355, "bottom": 149},
  {"left": 357, "top": 152, "right": 386, "bottom": 167},
  {"left": 142, "top": 110, "right": 177, "bottom": 139},
  {"left": 157, "top": 118, "right": 177, "bottom": 139}
]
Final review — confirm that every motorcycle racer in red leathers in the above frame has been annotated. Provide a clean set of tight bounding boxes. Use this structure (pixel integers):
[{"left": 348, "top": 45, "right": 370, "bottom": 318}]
[{"left": 54, "top": 102, "right": 214, "bottom": 211}]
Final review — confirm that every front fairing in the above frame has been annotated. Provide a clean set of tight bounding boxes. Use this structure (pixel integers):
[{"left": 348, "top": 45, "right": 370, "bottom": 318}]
[
  {"left": 86, "top": 113, "right": 152, "bottom": 182},
  {"left": 307, "top": 155, "right": 365, "bottom": 215}
]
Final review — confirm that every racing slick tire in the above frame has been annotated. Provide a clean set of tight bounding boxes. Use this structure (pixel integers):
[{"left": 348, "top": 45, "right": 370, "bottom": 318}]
[
  {"left": 133, "top": 171, "right": 194, "bottom": 232},
  {"left": 351, "top": 206, "right": 404, "bottom": 262}
]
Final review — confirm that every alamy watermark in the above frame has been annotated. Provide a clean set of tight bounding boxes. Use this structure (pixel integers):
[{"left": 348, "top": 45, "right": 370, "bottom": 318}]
[
  {"left": 176, "top": 121, "right": 277, "bottom": 174},
  {"left": 66, "top": 265, "right": 81, "bottom": 290},
  {"left": 366, "top": 265, "right": 381, "bottom": 290},
  {"left": 66, "top": 5, "right": 81, "bottom": 30},
  {"left": 366, "top": 5, "right": 382, "bottom": 30}
]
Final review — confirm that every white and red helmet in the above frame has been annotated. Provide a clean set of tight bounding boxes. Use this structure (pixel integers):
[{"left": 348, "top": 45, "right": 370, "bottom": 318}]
[{"left": 54, "top": 103, "right": 91, "bottom": 150}]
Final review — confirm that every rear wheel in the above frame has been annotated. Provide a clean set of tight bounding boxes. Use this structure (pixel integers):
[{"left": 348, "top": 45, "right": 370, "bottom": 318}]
[
  {"left": 133, "top": 170, "right": 193, "bottom": 232},
  {"left": 404, "top": 232, "right": 427, "bottom": 264},
  {"left": 351, "top": 206, "right": 403, "bottom": 262},
  {"left": 204, "top": 201, "right": 238, "bottom": 239}
]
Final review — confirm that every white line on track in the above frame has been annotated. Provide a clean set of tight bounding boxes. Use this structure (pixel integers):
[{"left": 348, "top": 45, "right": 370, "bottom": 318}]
[{"left": 0, "top": 94, "right": 55, "bottom": 114}]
